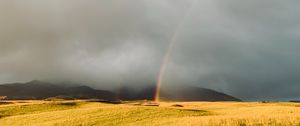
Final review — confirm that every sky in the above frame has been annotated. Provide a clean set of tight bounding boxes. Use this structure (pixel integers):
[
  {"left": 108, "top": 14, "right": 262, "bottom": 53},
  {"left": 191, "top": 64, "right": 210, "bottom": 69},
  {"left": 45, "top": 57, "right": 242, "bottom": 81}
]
[{"left": 1, "top": 0, "right": 300, "bottom": 101}]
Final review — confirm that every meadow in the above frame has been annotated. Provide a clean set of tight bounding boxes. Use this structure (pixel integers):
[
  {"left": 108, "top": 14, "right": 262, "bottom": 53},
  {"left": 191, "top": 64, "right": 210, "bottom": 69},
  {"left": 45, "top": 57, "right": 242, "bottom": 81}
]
[{"left": 0, "top": 100, "right": 300, "bottom": 126}]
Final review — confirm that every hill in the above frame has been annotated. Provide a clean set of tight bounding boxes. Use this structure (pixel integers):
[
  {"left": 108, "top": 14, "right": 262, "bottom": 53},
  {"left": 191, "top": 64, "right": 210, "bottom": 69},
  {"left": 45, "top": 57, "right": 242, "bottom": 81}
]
[
  {"left": 0, "top": 80, "right": 116, "bottom": 100},
  {"left": 117, "top": 85, "right": 241, "bottom": 101},
  {"left": 0, "top": 81, "right": 240, "bottom": 101}
]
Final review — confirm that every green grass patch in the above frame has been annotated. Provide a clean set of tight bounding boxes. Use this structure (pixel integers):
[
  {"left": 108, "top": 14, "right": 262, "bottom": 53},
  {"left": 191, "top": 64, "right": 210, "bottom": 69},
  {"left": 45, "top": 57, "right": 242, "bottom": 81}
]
[{"left": 0, "top": 102, "right": 81, "bottom": 118}]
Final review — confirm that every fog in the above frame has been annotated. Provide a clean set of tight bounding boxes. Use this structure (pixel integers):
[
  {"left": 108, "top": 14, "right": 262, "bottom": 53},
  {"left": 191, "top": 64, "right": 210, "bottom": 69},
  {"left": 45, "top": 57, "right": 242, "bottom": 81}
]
[{"left": 1, "top": 0, "right": 300, "bottom": 101}]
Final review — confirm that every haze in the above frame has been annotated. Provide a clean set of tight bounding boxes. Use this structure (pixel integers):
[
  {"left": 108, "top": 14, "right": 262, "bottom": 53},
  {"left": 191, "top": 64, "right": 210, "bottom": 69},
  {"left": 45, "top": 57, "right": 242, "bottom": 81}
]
[{"left": 1, "top": 0, "right": 300, "bottom": 101}]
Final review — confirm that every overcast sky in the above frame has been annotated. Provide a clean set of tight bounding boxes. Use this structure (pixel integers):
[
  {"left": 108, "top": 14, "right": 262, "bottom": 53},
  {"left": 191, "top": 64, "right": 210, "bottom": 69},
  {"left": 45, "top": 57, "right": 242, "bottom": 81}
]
[{"left": 1, "top": 0, "right": 300, "bottom": 101}]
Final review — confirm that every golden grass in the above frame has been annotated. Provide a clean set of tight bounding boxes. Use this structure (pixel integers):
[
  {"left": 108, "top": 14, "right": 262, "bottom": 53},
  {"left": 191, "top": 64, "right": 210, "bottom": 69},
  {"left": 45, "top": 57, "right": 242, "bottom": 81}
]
[{"left": 0, "top": 100, "right": 300, "bottom": 126}]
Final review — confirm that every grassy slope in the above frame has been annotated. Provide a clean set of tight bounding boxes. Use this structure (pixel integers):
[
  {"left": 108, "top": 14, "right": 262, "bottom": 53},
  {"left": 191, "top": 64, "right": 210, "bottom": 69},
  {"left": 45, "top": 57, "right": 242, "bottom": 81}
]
[{"left": 0, "top": 101, "right": 300, "bottom": 126}]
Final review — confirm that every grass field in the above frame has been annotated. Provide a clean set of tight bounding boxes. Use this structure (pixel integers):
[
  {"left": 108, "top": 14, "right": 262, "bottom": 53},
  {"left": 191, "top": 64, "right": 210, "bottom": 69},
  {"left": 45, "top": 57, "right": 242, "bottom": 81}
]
[{"left": 1, "top": 100, "right": 300, "bottom": 126}]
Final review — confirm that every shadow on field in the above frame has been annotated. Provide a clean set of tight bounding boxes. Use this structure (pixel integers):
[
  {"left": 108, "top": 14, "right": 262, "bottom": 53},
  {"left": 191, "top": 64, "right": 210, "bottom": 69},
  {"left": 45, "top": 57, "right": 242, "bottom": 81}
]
[
  {"left": 58, "top": 102, "right": 78, "bottom": 106},
  {"left": 0, "top": 101, "right": 13, "bottom": 105},
  {"left": 87, "top": 99, "right": 123, "bottom": 104},
  {"left": 181, "top": 109, "right": 208, "bottom": 113},
  {"left": 50, "top": 102, "right": 78, "bottom": 106}
]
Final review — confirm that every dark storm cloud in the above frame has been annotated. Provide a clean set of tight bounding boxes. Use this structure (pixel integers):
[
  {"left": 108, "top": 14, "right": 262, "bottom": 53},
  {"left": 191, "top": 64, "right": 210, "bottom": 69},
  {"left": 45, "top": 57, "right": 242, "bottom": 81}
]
[
  {"left": 167, "top": 0, "right": 300, "bottom": 100},
  {"left": 0, "top": 0, "right": 191, "bottom": 87},
  {"left": 0, "top": 0, "right": 300, "bottom": 100}
]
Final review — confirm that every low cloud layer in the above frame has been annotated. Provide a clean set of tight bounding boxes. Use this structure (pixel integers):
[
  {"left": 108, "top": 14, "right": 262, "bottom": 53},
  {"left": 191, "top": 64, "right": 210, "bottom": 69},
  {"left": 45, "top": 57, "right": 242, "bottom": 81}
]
[{"left": 1, "top": 0, "right": 300, "bottom": 101}]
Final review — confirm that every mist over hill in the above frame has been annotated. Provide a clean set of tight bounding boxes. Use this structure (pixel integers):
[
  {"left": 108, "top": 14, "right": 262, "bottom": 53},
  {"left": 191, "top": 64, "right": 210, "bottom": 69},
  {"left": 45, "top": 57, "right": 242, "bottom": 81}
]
[{"left": 1, "top": 0, "right": 300, "bottom": 101}]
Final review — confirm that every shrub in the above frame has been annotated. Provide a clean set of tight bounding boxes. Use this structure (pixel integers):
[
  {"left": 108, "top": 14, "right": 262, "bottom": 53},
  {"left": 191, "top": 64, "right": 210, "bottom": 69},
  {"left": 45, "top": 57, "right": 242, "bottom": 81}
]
[{"left": 0, "top": 96, "right": 7, "bottom": 100}]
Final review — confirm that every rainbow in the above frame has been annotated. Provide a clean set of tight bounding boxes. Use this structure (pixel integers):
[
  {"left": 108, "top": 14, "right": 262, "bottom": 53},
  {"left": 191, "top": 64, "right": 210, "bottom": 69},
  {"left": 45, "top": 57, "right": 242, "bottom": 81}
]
[
  {"left": 154, "top": 1, "right": 198, "bottom": 102},
  {"left": 154, "top": 34, "right": 176, "bottom": 102}
]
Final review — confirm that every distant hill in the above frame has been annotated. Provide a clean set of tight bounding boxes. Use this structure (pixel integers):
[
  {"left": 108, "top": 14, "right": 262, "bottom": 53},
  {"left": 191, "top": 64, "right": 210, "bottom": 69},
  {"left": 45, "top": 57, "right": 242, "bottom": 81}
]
[
  {"left": 117, "top": 85, "right": 241, "bottom": 101},
  {"left": 0, "top": 81, "right": 241, "bottom": 101},
  {"left": 0, "top": 80, "right": 116, "bottom": 100}
]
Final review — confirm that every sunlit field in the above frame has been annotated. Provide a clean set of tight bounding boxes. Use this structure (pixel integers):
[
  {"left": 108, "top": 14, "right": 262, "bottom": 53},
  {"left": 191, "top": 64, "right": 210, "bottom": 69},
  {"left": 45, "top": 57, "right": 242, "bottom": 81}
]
[{"left": 1, "top": 100, "right": 300, "bottom": 126}]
